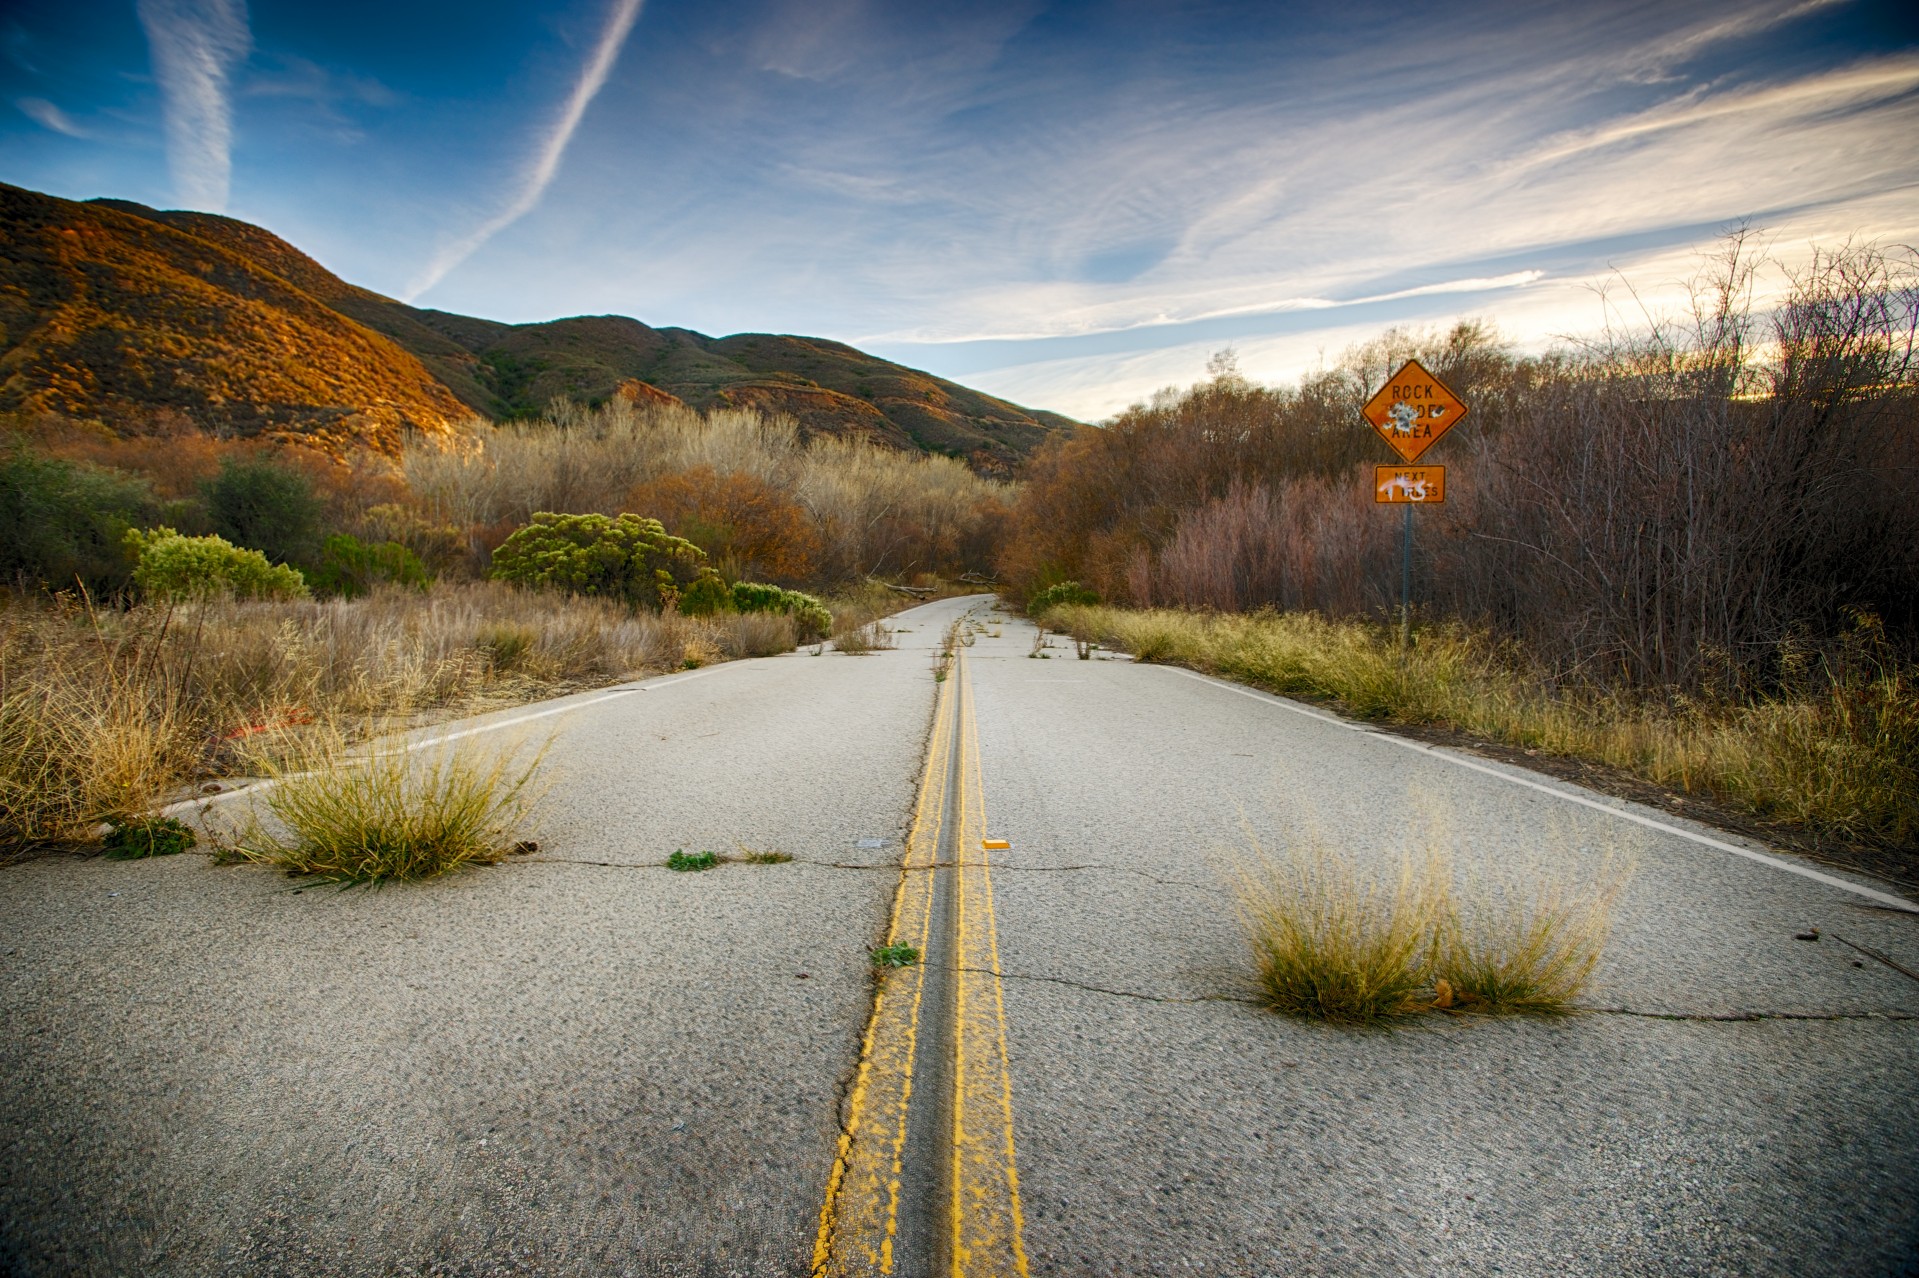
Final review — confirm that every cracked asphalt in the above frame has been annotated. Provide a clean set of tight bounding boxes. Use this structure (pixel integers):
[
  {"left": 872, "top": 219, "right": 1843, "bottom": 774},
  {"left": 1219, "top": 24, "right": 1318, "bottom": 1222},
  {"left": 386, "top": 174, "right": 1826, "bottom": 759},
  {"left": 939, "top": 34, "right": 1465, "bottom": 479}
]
[{"left": 3, "top": 595, "right": 1916, "bottom": 1277}]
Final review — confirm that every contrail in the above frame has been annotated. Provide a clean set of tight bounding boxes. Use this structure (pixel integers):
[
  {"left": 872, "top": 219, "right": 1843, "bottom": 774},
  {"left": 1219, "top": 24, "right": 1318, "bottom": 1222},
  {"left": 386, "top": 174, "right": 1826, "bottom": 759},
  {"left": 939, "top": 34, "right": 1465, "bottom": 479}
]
[
  {"left": 404, "top": 0, "right": 644, "bottom": 302},
  {"left": 136, "top": 0, "right": 250, "bottom": 212}
]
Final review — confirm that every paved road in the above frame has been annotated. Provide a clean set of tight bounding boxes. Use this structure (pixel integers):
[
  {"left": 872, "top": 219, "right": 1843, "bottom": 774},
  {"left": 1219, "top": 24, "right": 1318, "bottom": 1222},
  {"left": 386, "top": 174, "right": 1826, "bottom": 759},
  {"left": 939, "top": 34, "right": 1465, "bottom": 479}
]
[{"left": 3, "top": 597, "right": 1916, "bottom": 1277}]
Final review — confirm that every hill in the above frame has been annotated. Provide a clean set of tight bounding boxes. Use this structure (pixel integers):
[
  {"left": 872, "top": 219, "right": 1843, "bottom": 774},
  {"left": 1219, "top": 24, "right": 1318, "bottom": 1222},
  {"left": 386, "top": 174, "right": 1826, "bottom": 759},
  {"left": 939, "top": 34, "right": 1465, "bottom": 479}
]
[{"left": 0, "top": 183, "right": 1074, "bottom": 472}]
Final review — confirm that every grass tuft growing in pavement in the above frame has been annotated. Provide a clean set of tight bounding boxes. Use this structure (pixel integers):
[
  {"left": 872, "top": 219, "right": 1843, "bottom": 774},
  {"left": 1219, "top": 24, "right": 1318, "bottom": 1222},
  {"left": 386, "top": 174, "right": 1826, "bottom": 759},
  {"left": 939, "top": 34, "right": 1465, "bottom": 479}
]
[
  {"left": 233, "top": 730, "right": 544, "bottom": 884},
  {"left": 738, "top": 846, "right": 793, "bottom": 864},
  {"left": 1429, "top": 860, "right": 1629, "bottom": 1013},
  {"left": 1229, "top": 836, "right": 1630, "bottom": 1023},
  {"left": 1230, "top": 840, "right": 1443, "bottom": 1023}
]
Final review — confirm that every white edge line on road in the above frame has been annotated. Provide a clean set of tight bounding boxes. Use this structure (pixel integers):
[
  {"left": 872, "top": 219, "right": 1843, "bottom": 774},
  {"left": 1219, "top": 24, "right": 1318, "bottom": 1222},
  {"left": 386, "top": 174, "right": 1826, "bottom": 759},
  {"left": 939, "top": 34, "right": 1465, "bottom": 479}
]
[
  {"left": 1158, "top": 665, "right": 1919, "bottom": 915},
  {"left": 161, "top": 665, "right": 728, "bottom": 818}
]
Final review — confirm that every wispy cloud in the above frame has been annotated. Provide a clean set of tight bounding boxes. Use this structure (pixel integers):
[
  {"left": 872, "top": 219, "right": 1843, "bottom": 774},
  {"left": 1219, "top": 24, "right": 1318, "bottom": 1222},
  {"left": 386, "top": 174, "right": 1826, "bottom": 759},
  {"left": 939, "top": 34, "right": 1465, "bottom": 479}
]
[
  {"left": 135, "top": 0, "right": 250, "bottom": 212},
  {"left": 15, "top": 97, "right": 88, "bottom": 138},
  {"left": 403, "top": 0, "right": 645, "bottom": 302}
]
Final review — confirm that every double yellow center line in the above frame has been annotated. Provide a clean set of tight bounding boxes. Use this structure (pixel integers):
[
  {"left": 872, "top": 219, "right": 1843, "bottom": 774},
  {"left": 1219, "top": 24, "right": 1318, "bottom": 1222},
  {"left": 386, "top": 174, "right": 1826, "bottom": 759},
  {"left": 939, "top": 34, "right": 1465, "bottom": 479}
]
[{"left": 812, "top": 644, "right": 1030, "bottom": 1277}]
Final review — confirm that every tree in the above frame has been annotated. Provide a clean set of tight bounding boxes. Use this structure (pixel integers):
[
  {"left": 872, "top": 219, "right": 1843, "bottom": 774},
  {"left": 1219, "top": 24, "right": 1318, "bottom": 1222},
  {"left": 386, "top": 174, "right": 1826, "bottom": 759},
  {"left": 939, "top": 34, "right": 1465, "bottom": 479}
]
[
  {"left": 626, "top": 466, "right": 819, "bottom": 583},
  {"left": 0, "top": 445, "right": 155, "bottom": 595},
  {"left": 203, "top": 455, "right": 322, "bottom": 566}
]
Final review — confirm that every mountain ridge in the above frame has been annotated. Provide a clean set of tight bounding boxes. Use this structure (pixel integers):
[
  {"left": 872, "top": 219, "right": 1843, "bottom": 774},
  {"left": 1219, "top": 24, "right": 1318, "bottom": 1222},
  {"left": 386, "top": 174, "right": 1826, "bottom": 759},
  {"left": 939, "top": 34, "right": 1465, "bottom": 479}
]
[{"left": 0, "top": 183, "right": 1074, "bottom": 473}]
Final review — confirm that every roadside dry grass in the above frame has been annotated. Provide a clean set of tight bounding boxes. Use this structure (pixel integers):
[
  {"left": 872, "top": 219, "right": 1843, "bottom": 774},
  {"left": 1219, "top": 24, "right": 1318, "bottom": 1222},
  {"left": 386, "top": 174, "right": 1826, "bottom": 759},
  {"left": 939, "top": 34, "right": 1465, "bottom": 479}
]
[
  {"left": 1048, "top": 605, "right": 1917, "bottom": 849},
  {"left": 0, "top": 582, "right": 810, "bottom": 854}
]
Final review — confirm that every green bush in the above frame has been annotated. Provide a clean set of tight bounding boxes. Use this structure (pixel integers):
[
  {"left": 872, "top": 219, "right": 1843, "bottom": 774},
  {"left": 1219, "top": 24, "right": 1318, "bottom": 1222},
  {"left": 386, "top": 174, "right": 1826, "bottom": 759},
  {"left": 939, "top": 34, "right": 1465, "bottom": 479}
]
[
  {"left": 675, "top": 569, "right": 735, "bottom": 617},
  {"left": 489, "top": 512, "right": 708, "bottom": 610},
  {"left": 731, "top": 581, "right": 833, "bottom": 642},
  {"left": 1028, "top": 580, "right": 1101, "bottom": 616},
  {"left": 124, "top": 527, "right": 310, "bottom": 601},
  {"left": 101, "top": 814, "right": 197, "bottom": 859},
  {"left": 308, "top": 533, "right": 430, "bottom": 597},
  {"left": 0, "top": 444, "right": 155, "bottom": 595},
  {"left": 203, "top": 456, "right": 322, "bottom": 566}
]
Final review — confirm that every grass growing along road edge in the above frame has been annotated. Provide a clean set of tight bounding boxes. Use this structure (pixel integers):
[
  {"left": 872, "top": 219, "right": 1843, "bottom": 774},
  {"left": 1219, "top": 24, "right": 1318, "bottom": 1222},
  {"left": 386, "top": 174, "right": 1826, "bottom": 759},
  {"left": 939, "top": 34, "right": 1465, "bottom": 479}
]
[
  {"left": 0, "top": 578, "right": 965, "bottom": 859},
  {"left": 1044, "top": 604, "right": 1917, "bottom": 854}
]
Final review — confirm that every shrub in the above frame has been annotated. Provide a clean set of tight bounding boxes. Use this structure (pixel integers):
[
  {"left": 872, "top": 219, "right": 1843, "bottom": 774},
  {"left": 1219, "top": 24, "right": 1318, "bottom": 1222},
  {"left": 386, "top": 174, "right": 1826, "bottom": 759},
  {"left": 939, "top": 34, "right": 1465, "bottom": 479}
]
[
  {"left": 1028, "top": 581, "right": 1101, "bottom": 616},
  {"left": 628, "top": 465, "right": 820, "bottom": 581},
  {"left": 125, "top": 527, "right": 310, "bottom": 601},
  {"left": 721, "top": 611, "right": 800, "bottom": 658},
  {"left": 732, "top": 581, "right": 833, "bottom": 642},
  {"left": 675, "top": 569, "right": 735, "bottom": 617},
  {"left": 308, "top": 533, "right": 431, "bottom": 598},
  {"left": 202, "top": 455, "right": 323, "bottom": 566},
  {"left": 101, "top": 814, "right": 197, "bottom": 859},
  {"left": 0, "top": 444, "right": 155, "bottom": 594},
  {"left": 489, "top": 511, "right": 708, "bottom": 609}
]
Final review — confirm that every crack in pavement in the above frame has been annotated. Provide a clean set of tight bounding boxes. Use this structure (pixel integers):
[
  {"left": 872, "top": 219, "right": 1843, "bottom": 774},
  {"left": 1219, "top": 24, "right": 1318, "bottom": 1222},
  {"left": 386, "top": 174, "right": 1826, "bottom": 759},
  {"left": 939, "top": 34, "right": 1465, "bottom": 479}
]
[
  {"left": 520, "top": 857, "right": 1217, "bottom": 892},
  {"left": 1580, "top": 1007, "right": 1919, "bottom": 1023},
  {"left": 954, "top": 964, "right": 1259, "bottom": 1006},
  {"left": 957, "top": 967, "right": 1919, "bottom": 1025}
]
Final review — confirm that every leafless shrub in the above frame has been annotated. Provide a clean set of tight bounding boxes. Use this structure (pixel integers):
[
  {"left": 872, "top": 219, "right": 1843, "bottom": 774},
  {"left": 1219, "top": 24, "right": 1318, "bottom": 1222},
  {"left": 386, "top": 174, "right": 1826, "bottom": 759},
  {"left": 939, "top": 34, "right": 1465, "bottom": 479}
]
[{"left": 1008, "top": 237, "right": 1919, "bottom": 696}]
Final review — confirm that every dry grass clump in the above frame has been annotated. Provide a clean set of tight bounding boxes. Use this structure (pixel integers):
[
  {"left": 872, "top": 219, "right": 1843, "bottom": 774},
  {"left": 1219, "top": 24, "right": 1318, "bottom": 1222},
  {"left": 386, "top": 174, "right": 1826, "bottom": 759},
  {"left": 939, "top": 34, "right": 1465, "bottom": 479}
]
[
  {"left": 231, "top": 731, "right": 544, "bottom": 884},
  {"left": 1229, "top": 836, "right": 1629, "bottom": 1023},
  {"left": 1052, "top": 604, "right": 1917, "bottom": 847},
  {"left": 714, "top": 610, "right": 797, "bottom": 659},
  {"left": 1429, "top": 873, "right": 1624, "bottom": 1013},
  {"left": 832, "top": 620, "right": 895, "bottom": 655},
  {"left": 1231, "top": 842, "right": 1443, "bottom": 1023}
]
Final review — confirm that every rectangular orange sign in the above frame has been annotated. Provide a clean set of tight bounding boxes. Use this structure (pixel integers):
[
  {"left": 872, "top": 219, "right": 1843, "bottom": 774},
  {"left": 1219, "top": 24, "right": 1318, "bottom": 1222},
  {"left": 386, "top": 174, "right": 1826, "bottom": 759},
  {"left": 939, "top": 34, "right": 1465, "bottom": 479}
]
[{"left": 1375, "top": 465, "right": 1444, "bottom": 503}]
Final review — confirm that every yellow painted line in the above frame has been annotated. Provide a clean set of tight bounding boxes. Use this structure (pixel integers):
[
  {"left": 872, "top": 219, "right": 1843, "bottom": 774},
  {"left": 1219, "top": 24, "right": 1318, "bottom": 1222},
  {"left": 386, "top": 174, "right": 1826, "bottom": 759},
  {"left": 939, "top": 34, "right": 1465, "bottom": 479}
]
[
  {"left": 813, "top": 669, "right": 955, "bottom": 1276},
  {"left": 950, "top": 653, "right": 1031, "bottom": 1277},
  {"left": 813, "top": 642, "right": 1030, "bottom": 1276}
]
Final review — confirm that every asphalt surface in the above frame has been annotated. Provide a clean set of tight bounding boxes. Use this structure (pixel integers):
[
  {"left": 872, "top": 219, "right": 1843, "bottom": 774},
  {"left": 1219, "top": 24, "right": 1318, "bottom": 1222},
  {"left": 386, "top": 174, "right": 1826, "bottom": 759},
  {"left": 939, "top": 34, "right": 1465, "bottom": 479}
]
[
  {"left": 4, "top": 596, "right": 1916, "bottom": 1277},
  {"left": 0, "top": 597, "right": 979, "bottom": 1278}
]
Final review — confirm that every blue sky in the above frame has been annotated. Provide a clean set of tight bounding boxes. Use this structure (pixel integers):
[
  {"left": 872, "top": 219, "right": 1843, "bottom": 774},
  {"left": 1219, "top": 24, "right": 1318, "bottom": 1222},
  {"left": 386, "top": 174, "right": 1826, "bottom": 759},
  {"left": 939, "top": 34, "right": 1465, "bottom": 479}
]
[{"left": 4, "top": 0, "right": 1917, "bottom": 419}]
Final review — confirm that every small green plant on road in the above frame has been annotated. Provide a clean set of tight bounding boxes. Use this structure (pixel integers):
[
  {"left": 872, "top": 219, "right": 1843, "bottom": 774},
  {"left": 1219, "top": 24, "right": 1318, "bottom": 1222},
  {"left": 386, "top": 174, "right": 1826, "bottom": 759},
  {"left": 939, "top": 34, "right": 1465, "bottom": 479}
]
[
  {"left": 870, "top": 943, "right": 921, "bottom": 968},
  {"left": 234, "top": 731, "right": 544, "bottom": 884},
  {"left": 667, "top": 849, "right": 719, "bottom": 871},
  {"left": 101, "top": 814, "right": 197, "bottom": 859}
]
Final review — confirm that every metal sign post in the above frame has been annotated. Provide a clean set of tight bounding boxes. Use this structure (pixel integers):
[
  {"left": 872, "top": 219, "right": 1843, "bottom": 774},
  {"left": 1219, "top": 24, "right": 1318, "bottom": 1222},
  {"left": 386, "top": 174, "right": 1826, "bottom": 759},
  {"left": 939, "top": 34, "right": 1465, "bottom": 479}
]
[{"left": 1362, "top": 362, "right": 1469, "bottom": 650}]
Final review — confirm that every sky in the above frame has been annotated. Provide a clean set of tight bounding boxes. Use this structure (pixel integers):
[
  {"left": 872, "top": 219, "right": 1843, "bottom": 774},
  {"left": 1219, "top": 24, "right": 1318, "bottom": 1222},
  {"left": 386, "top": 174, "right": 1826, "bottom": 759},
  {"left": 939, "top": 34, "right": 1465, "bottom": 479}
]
[{"left": 3, "top": 0, "right": 1917, "bottom": 420}]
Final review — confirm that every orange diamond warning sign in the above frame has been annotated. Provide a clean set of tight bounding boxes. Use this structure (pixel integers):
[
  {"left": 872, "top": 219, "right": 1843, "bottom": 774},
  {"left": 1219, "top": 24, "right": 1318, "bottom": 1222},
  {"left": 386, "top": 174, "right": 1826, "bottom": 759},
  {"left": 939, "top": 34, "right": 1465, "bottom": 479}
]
[{"left": 1362, "top": 359, "right": 1468, "bottom": 463}]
